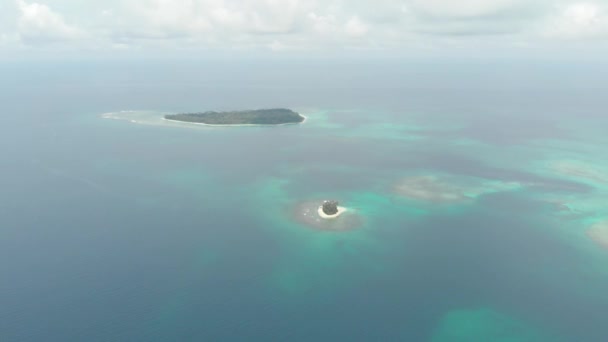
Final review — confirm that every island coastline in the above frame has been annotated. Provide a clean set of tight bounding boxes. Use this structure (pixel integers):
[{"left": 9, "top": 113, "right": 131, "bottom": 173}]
[
  {"left": 162, "top": 114, "right": 307, "bottom": 127},
  {"left": 164, "top": 108, "right": 305, "bottom": 126},
  {"left": 292, "top": 200, "right": 362, "bottom": 232},
  {"left": 317, "top": 206, "right": 348, "bottom": 219}
]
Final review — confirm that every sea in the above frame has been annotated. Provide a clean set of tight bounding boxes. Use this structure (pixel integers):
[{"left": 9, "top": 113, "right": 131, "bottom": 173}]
[{"left": 1, "top": 58, "right": 608, "bottom": 341}]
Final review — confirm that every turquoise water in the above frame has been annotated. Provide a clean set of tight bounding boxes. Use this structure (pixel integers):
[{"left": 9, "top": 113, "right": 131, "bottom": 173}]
[{"left": 1, "top": 61, "right": 608, "bottom": 341}]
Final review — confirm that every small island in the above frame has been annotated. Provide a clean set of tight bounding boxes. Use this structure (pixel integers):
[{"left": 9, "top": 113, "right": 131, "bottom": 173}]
[
  {"left": 164, "top": 108, "right": 305, "bottom": 126},
  {"left": 292, "top": 199, "right": 360, "bottom": 231},
  {"left": 318, "top": 200, "right": 347, "bottom": 219}
]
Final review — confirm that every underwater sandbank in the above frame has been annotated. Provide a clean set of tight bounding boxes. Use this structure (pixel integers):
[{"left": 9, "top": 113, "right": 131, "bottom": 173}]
[
  {"left": 431, "top": 307, "right": 551, "bottom": 342},
  {"left": 587, "top": 221, "right": 608, "bottom": 249},
  {"left": 393, "top": 175, "right": 519, "bottom": 204},
  {"left": 552, "top": 161, "right": 607, "bottom": 184},
  {"left": 393, "top": 175, "right": 469, "bottom": 203}
]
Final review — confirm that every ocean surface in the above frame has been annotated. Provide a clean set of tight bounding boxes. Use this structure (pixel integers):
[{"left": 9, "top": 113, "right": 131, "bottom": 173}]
[{"left": 1, "top": 59, "right": 608, "bottom": 341}]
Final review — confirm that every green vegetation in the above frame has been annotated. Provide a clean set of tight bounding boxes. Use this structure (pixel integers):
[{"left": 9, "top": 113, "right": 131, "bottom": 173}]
[{"left": 165, "top": 108, "right": 304, "bottom": 125}]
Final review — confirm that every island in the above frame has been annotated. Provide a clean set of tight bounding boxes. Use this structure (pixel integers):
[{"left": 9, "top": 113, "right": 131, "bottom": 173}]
[
  {"left": 291, "top": 199, "right": 360, "bottom": 231},
  {"left": 318, "top": 200, "right": 347, "bottom": 219},
  {"left": 164, "top": 108, "right": 305, "bottom": 126}
]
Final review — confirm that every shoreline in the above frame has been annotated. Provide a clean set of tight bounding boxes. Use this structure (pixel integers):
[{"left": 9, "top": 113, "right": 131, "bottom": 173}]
[
  {"left": 101, "top": 111, "right": 308, "bottom": 127},
  {"left": 292, "top": 201, "right": 361, "bottom": 232},
  {"left": 162, "top": 113, "right": 307, "bottom": 127},
  {"left": 317, "top": 206, "right": 348, "bottom": 219}
]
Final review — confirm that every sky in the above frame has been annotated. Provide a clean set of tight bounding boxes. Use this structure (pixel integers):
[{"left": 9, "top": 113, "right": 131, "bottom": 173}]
[{"left": 0, "top": 0, "right": 607, "bottom": 60}]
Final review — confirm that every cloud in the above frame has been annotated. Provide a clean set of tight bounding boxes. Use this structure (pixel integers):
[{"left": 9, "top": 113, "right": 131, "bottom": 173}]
[
  {"left": 16, "top": 0, "right": 84, "bottom": 44},
  {"left": 0, "top": 33, "right": 18, "bottom": 46},
  {"left": 399, "top": 0, "right": 549, "bottom": 38},
  {"left": 306, "top": 12, "right": 369, "bottom": 39},
  {"left": 267, "top": 39, "right": 285, "bottom": 51},
  {"left": 109, "top": 0, "right": 378, "bottom": 50},
  {"left": 405, "top": 0, "right": 529, "bottom": 19},
  {"left": 0, "top": 0, "right": 607, "bottom": 55},
  {"left": 135, "top": 0, "right": 211, "bottom": 35},
  {"left": 344, "top": 16, "right": 369, "bottom": 37},
  {"left": 308, "top": 11, "right": 337, "bottom": 35},
  {"left": 123, "top": 0, "right": 304, "bottom": 36},
  {"left": 541, "top": 2, "right": 608, "bottom": 39}
]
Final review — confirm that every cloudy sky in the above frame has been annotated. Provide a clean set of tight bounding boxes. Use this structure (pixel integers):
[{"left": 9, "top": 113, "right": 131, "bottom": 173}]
[{"left": 1, "top": 0, "right": 607, "bottom": 59}]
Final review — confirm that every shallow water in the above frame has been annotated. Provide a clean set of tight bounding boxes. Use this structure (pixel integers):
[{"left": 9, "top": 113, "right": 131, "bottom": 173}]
[{"left": 1, "top": 60, "right": 608, "bottom": 341}]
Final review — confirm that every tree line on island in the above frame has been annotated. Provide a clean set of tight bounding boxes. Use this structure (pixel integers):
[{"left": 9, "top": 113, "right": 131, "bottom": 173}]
[{"left": 165, "top": 108, "right": 305, "bottom": 125}]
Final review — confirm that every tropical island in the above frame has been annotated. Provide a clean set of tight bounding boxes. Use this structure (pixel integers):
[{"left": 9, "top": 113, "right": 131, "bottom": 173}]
[
  {"left": 292, "top": 199, "right": 361, "bottom": 231},
  {"left": 318, "top": 200, "right": 347, "bottom": 219},
  {"left": 164, "top": 108, "right": 305, "bottom": 126}
]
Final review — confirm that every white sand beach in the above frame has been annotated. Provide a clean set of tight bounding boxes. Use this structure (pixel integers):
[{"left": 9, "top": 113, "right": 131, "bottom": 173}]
[
  {"left": 102, "top": 110, "right": 307, "bottom": 128},
  {"left": 317, "top": 206, "right": 348, "bottom": 219}
]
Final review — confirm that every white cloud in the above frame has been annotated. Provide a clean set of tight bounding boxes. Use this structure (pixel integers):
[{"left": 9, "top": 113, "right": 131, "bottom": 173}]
[
  {"left": 0, "top": 0, "right": 607, "bottom": 55},
  {"left": 16, "top": 0, "right": 84, "bottom": 44},
  {"left": 123, "top": 0, "right": 305, "bottom": 37},
  {"left": 400, "top": 0, "right": 546, "bottom": 37},
  {"left": 308, "top": 12, "right": 338, "bottom": 35},
  {"left": 135, "top": 0, "right": 211, "bottom": 36},
  {"left": 246, "top": 0, "right": 303, "bottom": 33},
  {"left": 268, "top": 39, "right": 285, "bottom": 51},
  {"left": 0, "top": 33, "right": 18, "bottom": 46},
  {"left": 406, "top": 0, "right": 527, "bottom": 18},
  {"left": 210, "top": 7, "right": 246, "bottom": 30},
  {"left": 542, "top": 2, "right": 608, "bottom": 39},
  {"left": 344, "top": 16, "right": 368, "bottom": 37}
]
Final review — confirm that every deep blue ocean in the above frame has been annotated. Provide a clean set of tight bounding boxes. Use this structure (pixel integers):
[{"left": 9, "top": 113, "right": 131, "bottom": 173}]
[{"left": 1, "top": 59, "right": 608, "bottom": 341}]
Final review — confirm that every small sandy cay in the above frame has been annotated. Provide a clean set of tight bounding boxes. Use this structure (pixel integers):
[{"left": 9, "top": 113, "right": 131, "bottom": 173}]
[
  {"left": 317, "top": 206, "right": 347, "bottom": 219},
  {"left": 587, "top": 221, "right": 608, "bottom": 249},
  {"left": 292, "top": 200, "right": 362, "bottom": 231}
]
